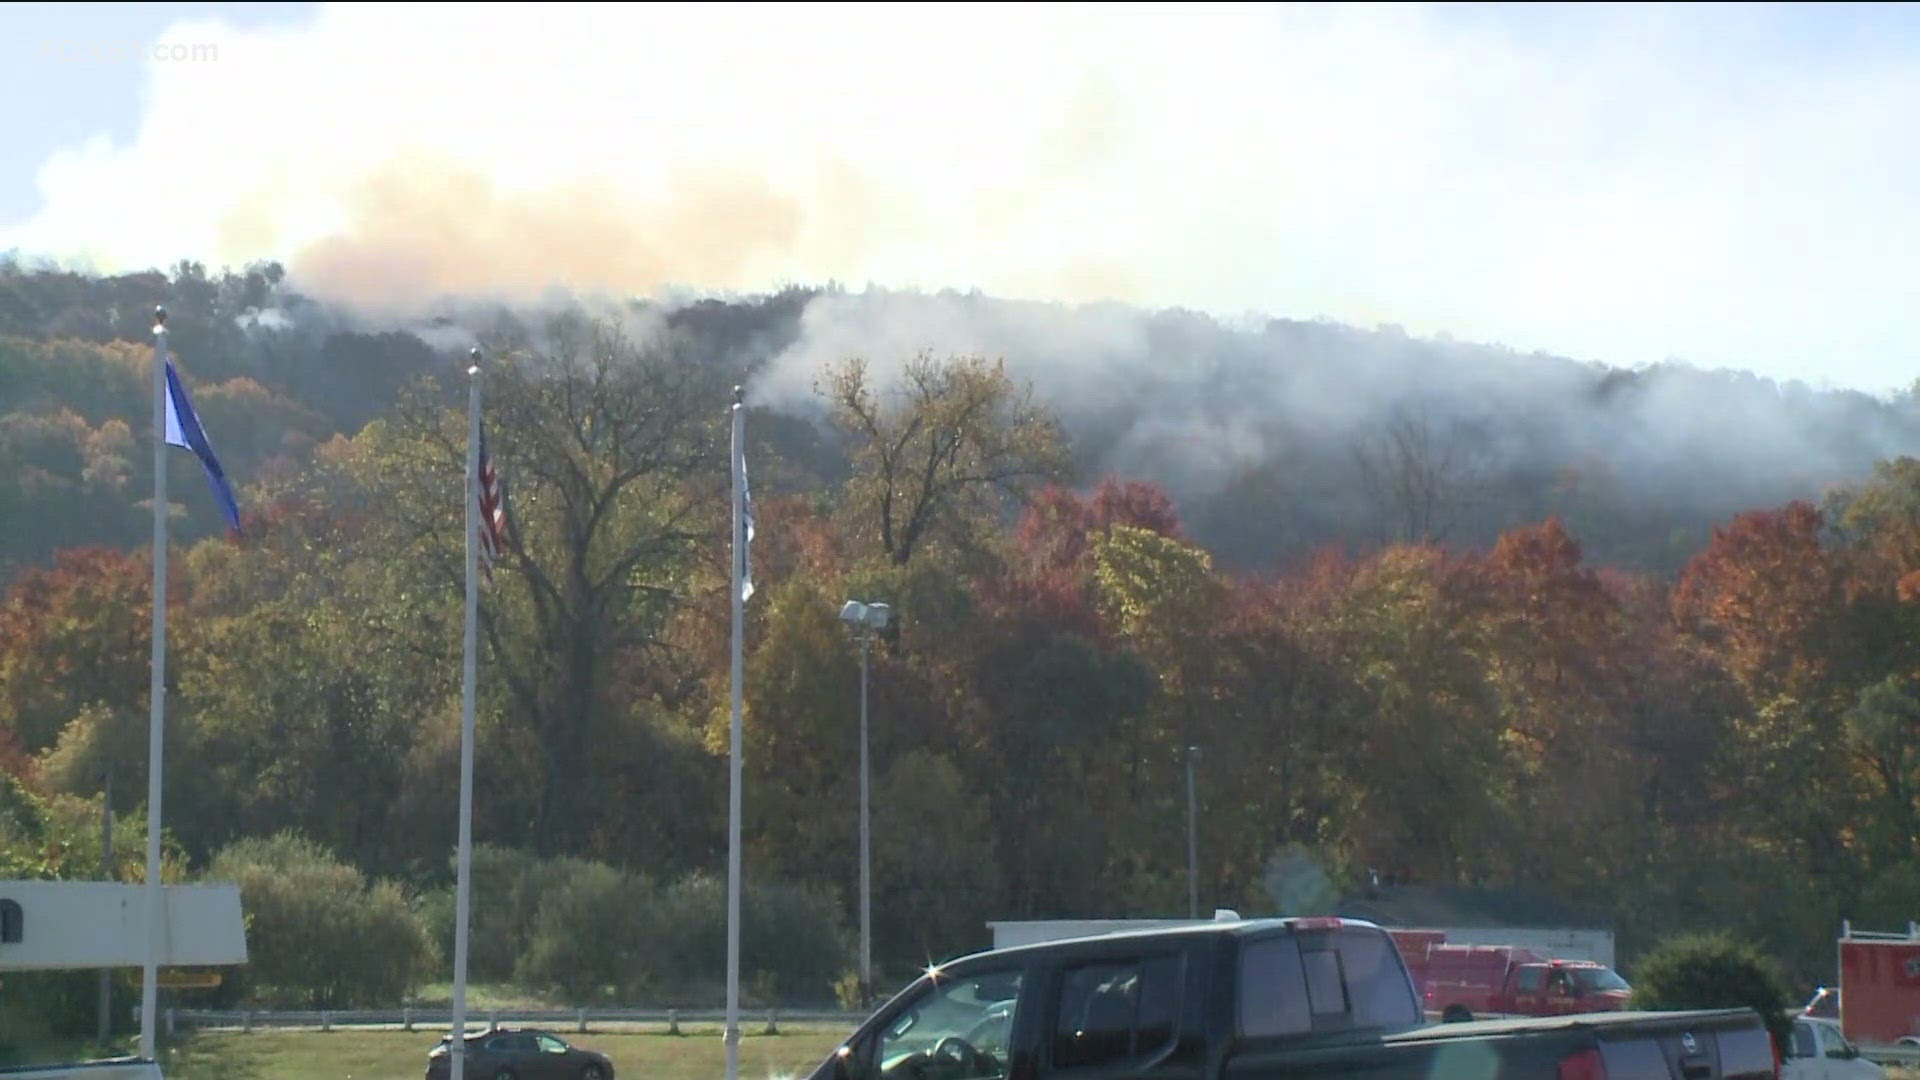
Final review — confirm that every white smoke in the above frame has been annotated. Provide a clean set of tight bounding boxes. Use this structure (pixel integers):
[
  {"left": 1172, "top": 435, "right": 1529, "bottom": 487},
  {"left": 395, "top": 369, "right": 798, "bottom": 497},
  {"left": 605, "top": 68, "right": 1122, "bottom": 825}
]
[
  {"left": 8, "top": 4, "right": 1920, "bottom": 392},
  {"left": 753, "top": 287, "right": 1920, "bottom": 524}
]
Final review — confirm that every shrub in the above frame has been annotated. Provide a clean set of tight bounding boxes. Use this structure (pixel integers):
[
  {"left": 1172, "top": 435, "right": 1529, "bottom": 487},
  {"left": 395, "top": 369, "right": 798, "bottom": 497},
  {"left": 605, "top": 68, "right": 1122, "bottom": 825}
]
[
  {"left": 210, "top": 831, "right": 435, "bottom": 1008},
  {"left": 515, "top": 863, "right": 647, "bottom": 1001},
  {"left": 637, "top": 872, "right": 853, "bottom": 1006},
  {"left": 1628, "top": 932, "right": 1793, "bottom": 1051}
]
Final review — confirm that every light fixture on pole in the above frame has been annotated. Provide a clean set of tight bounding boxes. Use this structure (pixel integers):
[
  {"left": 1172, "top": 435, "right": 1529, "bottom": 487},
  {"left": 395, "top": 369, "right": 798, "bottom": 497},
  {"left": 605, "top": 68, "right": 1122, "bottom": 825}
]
[{"left": 838, "top": 599, "right": 891, "bottom": 1007}]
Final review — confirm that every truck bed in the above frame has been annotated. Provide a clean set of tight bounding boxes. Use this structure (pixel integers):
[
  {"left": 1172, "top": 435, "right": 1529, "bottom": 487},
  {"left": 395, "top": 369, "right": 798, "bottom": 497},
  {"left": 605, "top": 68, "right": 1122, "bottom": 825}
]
[{"left": 1225, "top": 1009, "right": 1777, "bottom": 1080}]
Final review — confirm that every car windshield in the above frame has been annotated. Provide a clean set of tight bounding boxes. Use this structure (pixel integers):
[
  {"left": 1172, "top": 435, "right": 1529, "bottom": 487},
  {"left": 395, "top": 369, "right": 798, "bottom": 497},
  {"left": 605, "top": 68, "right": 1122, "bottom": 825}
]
[{"left": 1571, "top": 967, "right": 1630, "bottom": 994}]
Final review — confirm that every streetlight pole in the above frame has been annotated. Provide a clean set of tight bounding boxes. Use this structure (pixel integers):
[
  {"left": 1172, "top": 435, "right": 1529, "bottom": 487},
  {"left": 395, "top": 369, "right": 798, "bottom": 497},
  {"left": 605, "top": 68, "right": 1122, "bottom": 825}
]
[
  {"left": 839, "top": 600, "right": 890, "bottom": 1007},
  {"left": 1186, "top": 745, "right": 1199, "bottom": 919}
]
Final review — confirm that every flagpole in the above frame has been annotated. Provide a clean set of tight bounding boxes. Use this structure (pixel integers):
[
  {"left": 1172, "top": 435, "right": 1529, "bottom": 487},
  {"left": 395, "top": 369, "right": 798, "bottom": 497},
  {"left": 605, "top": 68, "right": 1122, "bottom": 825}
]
[
  {"left": 725, "top": 386, "right": 745, "bottom": 1080},
  {"left": 140, "top": 306, "right": 169, "bottom": 1063},
  {"left": 450, "top": 349, "right": 482, "bottom": 1080}
]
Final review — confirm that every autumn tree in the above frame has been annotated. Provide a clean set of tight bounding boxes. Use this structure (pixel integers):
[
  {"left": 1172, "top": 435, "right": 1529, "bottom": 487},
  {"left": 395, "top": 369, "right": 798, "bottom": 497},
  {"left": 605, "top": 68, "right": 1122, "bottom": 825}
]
[
  {"left": 1672, "top": 503, "right": 1853, "bottom": 702},
  {"left": 1294, "top": 545, "right": 1509, "bottom": 887},
  {"left": 340, "top": 313, "right": 726, "bottom": 857},
  {"left": 0, "top": 547, "right": 156, "bottom": 758},
  {"left": 1672, "top": 503, "right": 1871, "bottom": 950},
  {"left": 822, "top": 353, "right": 1069, "bottom": 567}
]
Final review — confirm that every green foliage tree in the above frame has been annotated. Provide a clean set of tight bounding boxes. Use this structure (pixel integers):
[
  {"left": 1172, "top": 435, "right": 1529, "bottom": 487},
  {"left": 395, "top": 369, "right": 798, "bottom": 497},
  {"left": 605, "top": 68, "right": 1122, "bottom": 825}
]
[
  {"left": 872, "top": 749, "right": 1002, "bottom": 976},
  {"left": 344, "top": 315, "right": 725, "bottom": 857},
  {"left": 1628, "top": 933, "right": 1793, "bottom": 1051},
  {"left": 731, "top": 573, "right": 860, "bottom": 886}
]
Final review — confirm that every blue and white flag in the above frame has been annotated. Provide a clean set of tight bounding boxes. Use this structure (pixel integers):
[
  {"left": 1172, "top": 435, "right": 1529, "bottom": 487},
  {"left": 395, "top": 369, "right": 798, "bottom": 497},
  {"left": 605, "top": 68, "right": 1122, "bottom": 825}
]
[{"left": 163, "top": 360, "right": 242, "bottom": 535}]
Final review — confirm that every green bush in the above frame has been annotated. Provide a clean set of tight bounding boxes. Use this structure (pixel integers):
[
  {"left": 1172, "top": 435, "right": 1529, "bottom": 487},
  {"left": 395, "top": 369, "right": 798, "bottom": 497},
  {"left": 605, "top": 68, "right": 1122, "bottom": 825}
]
[
  {"left": 638, "top": 872, "right": 852, "bottom": 1006},
  {"left": 210, "top": 831, "right": 435, "bottom": 1008},
  {"left": 515, "top": 862, "right": 647, "bottom": 1001},
  {"left": 1628, "top": 932, "right": 1793, "bottom": 1051},
  {"left": 427, "top": 847, "right": 851, "bottom": 1007},
  {"left": 451, "top": 843, "right": 552, "bottom": 984}
]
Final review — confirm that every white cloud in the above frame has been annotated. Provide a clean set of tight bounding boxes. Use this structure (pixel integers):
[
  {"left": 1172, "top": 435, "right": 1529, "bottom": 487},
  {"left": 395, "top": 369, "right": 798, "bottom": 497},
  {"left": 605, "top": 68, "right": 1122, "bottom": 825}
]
[{"left": 7, "top": 2, "right": 1920, "bottom": 393}]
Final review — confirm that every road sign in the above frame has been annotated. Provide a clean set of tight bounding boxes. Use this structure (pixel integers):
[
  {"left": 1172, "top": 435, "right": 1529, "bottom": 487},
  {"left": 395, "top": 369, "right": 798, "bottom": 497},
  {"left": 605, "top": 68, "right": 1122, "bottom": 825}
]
[{"left": 156, "top": 968, "right": 223, "bottom": 990}]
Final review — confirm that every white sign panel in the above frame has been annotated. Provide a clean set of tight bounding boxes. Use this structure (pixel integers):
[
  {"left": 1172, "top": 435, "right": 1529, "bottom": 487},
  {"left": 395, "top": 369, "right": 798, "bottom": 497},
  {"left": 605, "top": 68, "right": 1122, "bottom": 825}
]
[{"left": 0, "top": 880, "right": 246, "bottom": 971}]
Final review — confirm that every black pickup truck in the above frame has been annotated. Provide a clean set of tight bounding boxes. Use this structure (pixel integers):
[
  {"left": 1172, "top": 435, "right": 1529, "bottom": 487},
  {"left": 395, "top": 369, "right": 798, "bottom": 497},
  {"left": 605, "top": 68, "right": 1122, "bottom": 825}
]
[{"left": 804, "top": 916, "right": 1778, "bottom": 1080}]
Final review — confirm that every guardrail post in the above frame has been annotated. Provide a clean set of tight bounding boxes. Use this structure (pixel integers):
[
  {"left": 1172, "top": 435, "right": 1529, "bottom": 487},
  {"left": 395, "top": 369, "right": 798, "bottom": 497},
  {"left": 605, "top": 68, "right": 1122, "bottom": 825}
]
[
  {"left": 322, "top": 1011, "right": 332, "bottom": 1033},
  {"left": 668, "top": 1008, "right": 680, "bottom": 1036},
  {"left": 243, "top": 1010, "right": 252, "bottom": 1033},
  {"left": 577, "top": 1007, "right": 587, "bottom": 1033},
  {"left": 765, "top": 1008, "right": 779, "bottom": 1035},
  {"left": 490, "top": 1010, "right": 498, "bottom": 1031},
  {"left": 404, "top": 1006, "right": 413, "bottom": 1032}
]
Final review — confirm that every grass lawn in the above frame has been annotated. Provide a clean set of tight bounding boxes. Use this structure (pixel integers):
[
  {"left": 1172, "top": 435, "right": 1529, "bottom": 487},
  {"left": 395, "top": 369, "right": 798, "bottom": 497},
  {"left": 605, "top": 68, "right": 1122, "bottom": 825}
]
[{"left": 159, "top": 1025, "right": 850, "bottom": 1080}]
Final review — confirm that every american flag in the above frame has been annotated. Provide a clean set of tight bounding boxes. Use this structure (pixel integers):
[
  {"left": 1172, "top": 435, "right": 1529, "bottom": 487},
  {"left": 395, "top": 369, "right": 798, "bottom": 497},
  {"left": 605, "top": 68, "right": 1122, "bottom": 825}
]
[{"left": 478, "top": 424, "right": 508, "bottom": 583}]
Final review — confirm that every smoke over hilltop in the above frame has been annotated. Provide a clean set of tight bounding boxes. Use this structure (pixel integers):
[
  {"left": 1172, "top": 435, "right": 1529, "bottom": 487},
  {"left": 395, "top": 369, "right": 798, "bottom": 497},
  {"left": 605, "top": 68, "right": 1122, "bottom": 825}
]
[
  {"left": 749, "top": 288, "right": 1920, "bottom": 571},
  {"left": 12, "top": 5, "right": 1920, "bottom": 388}
]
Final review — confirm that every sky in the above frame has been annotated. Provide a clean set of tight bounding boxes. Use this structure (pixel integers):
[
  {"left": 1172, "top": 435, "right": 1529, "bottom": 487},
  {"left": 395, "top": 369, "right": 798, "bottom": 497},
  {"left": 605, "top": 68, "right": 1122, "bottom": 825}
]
[{"left": 4, "top": 2, "right": 1920, "bottom": 397}]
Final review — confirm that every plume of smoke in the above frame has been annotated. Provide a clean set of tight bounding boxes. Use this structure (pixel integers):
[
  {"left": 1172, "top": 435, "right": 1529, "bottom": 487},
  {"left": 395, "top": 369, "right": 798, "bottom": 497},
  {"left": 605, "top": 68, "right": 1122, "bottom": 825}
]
[
  {"left": 756, "top": 288, "right": 1920, "bottom": 557},
  {"left": 14, "top": 4, "right": 1920, "bottom": 392}
]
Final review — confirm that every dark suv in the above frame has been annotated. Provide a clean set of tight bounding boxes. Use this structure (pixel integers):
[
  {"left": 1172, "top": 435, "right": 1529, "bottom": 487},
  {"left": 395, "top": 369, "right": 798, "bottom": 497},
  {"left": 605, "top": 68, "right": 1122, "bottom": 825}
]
[{"left": 425, "top": 1027, "right": 614, "bottom": 1080}]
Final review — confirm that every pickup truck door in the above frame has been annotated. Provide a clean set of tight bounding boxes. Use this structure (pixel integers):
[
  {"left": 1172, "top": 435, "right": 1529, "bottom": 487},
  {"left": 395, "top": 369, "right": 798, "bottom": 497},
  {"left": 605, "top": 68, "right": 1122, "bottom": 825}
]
[
  {"left": 1816, "top": 1022, "right": 1880, "bottom": 1080},
  {"left": 1509, "top": 965, "right": 1546, "bottom": 1015},
  {"left": 857, "top": 963, "right": 1035, "bottom": 1080},
  {"left": 1043, "top": 951, "right": 1193, "bottom": 1079},
  {"left": 1781, "top": 1018, "right": 1871, "bottom": 1080}
]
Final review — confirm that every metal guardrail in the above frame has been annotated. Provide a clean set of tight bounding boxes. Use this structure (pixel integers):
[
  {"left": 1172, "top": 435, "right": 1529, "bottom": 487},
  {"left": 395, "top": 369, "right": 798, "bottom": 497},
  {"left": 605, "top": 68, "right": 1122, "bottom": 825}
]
[
  {"left": 1862, "top": 1043, "right": 1920, "bottom": 1067},
  {"left": 167, "top": 1007, "right": 867, "bottom": 1036}
]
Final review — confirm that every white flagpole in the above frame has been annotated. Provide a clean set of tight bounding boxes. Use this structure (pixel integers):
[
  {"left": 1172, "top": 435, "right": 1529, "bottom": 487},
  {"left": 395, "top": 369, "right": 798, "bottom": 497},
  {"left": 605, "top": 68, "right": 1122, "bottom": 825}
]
[
  {"left": 450, "top": 349, "right": 482, "bottom": 1080},
  {"left": 725, "top": 386, "right": 745, "bottom": 1080},
  {"left": 140, "top": 305, "right": 169, "bottom": 1062}
]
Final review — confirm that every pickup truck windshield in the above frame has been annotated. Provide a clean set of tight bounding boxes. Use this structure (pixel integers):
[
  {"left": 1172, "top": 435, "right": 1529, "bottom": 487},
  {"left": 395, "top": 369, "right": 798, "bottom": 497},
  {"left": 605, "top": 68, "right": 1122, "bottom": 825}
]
[{"left": 1238, "top": 927, "right": 1421, "bottom": 1037}]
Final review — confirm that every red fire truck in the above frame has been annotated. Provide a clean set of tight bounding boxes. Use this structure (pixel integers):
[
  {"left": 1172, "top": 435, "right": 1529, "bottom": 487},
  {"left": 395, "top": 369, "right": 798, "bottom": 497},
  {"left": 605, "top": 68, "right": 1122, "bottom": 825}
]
[
  {"left": 1807, "top": 921, "right": 1920, "bottom": 1048},
  {"left": 1386, "top": 930, "right": 1632, "bottom": 1022}
]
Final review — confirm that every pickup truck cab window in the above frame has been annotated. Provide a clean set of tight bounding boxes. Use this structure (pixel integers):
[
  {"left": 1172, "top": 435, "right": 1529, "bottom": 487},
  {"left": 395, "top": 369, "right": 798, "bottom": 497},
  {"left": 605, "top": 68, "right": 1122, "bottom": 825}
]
[
  {"left": 1821, "top": 1024, "right": 1860, "bottom": 1060},
  {"left": 1517, "top": 966, "right": 1545, "bottom": 995},
  {"left": 1239, "top": 935, "right": 1311, "bottom": 1037},
  {"left": 1237, "top": 925, "right": 1421, "bottom": 1038},
  {"left": 872, "top": 966, "right": 1025, "bottom": 1080},
  {"left": 1051, "top": 954, "right": 1183, "bottom": 1070}
]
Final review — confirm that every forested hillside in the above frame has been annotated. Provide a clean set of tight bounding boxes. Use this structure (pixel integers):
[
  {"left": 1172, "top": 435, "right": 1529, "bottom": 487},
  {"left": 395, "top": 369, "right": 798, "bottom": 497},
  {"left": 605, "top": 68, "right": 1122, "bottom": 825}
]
[{"left": 3, "top": 259, "right": 1919, "bottom": 1011}]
